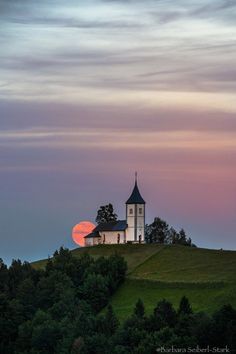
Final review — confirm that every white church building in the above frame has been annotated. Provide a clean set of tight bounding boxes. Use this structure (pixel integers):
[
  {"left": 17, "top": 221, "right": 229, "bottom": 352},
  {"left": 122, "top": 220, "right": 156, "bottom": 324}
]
[{"left": 84, "top": 177, "right": 146, "bottom": 246}]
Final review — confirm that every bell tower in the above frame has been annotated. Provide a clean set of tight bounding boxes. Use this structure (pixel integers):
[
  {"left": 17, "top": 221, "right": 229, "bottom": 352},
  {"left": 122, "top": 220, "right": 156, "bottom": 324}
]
[{"left": 126, "top": 173, "right": 145, "bottom": 243}]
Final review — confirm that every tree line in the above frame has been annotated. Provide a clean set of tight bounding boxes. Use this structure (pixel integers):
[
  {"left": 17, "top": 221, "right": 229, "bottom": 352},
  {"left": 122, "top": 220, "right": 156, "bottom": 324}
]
[
  {"left": 1, "top": 249, "right": 236, "bottom": 353},
  {"left": 145, "top": 217, "right": 196, "bottom": 246}
]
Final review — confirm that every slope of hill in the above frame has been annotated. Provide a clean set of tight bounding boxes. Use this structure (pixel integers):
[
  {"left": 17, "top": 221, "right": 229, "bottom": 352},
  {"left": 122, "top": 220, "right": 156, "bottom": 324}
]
[{"left": 32, "top": 244, "right": 236, "bottom": 320}]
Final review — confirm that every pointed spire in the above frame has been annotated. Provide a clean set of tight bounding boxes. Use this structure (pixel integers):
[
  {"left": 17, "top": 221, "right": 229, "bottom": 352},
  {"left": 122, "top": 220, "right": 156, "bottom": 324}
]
[{"left": 126, "top": 173, "right": 145, "bottom": 204}]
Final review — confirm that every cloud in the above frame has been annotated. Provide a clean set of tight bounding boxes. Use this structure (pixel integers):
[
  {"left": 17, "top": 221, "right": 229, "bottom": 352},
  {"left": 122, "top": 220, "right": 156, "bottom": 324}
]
[
  {"left": 1, "top": 99, "right": 236, "bottom": 133},
  {"left": 1, "top": 127, "right": 236, "bottom": 154},
  {"left": 1, "top": 0, "right": 236, "bottom": 105},
  {"left": 191, "top": 0, "right": 236, "bottom": 16}
]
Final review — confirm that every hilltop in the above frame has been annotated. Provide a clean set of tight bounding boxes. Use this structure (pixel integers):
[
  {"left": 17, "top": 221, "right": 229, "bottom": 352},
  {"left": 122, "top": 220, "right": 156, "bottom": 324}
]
[{"left": 32, "top": 244, "right": 236, "bottom": 320}]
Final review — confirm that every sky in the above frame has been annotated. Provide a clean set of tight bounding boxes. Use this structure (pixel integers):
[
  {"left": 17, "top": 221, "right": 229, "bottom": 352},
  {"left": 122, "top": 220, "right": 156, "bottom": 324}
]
[{"left": 1, "top": 0, "right": 236, "bottom": 264}]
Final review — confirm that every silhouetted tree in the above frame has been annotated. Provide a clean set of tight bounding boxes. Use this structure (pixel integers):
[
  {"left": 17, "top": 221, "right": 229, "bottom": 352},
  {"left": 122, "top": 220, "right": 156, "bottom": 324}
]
[
  {"left": 97, "top": 305, "right": 119, "bottom": 337},
  {"left": 134, "top": 299, "right": 145, "bottom": 318},
  {"left": 210, "top": 304, "right": 236, "bottom": 347},
  {"left": 169, "top": 227, "right": 179, "bottom": 244},
  {"left": 153, "top": 299, "right": 177, "bottom": 329},
  {"left": 147, "top": 217, "right": 169, "bottom": 244},
  {"left": 178, "top": 296, "right": 193, "bottom": 315},
  {"left": 96, "top": 203, "right": 118, "bottom": 224},
  {"left": 0, "top": 258, "right": 8, "bottom": 292},
  {"left": 145, "top": 217, "right": 195, "bottom": 247}
]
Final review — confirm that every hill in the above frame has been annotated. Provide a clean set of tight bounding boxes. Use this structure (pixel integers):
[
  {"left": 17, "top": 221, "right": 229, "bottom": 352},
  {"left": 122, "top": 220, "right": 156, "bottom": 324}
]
[{"left": 32, "top": 244, "right": 236, "bottom": 320}]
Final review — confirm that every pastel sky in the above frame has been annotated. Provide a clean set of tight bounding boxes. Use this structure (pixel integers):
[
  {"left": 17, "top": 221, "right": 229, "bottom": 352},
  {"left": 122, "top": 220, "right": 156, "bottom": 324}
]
[{"left": 1, "top": 0, "right": 236, "bottom": 264}]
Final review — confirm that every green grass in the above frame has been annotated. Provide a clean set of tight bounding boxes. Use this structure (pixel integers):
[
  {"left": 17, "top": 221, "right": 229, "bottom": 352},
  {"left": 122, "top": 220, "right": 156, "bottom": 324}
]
[
  {"left": 112, "top": 245, "right": 236, "bottom": 320},
  {"left": 72, "top": 243, "right": 164, "bottom": 273},
  {"left": 131, "top": 245, "right": 236, "bottom": 282},
  {"left": 110, "top": 279, "right": 236, "bottom": 321},
  {"left": 32, "top": 244, "right": 236, "bottom": 320},
  {"left": 32, "top": 244, "right": 164, "bottom": 273}
]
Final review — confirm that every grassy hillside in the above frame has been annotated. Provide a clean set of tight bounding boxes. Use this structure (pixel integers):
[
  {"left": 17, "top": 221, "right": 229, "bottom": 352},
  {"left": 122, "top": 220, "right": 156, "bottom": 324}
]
[
  {"left": 131, "top": 245, "right": 236, "bottom": 282},
  {"left": 32, "top": 244, "right": 236, "bottom": 320},
  {"left": 110, "top": 279, "right": 236, "bottom": 320},
  {"left": 32, "top": 244, "right": 163, "bottom": 273}
]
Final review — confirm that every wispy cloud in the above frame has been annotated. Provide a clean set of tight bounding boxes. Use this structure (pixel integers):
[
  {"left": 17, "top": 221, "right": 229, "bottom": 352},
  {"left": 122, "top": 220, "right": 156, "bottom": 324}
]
[
  {"left": 1, "top": 126, "right": 236, "bottom": 155},
  {"left": 1, "top": 0, "right": 236, "bottom": 104}
]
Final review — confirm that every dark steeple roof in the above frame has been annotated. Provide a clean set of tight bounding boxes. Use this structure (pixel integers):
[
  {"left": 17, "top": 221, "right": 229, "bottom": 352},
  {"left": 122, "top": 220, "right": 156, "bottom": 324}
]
[{"left": 126, "top": 175, "right": 145, "bottom": 204}]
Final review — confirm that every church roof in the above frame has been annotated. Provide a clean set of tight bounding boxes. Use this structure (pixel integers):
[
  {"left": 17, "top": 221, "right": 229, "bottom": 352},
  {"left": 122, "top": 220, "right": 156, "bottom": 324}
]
[
  {"left": 126, "top": 181, "right": 145, "bottom": 204},
  {"left": 93, "top": 220, "right": 128, "bottom": 232},
  {"left": 84, "top": 231, "right": 100, "bottom": 239}
]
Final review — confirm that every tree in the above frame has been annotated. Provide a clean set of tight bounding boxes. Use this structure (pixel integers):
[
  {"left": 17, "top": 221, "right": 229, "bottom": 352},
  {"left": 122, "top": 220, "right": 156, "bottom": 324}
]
[
  {"left": 82, "top": 333, "right": 111, "bottom": 354},
  {"left": 210, "top": 304, "right": 236, "bottom": 347},
  {"left": 81, "top": 273, "right": 109, "bottom": 313},
  {"left": 147, "top": 217, "right": 169, "bottom": 244},
  {"left": 0, "top": 258, "right": 8, "bottom": 292},
  {"left": 153, "top": 299, "right": 177, "bottom": 329},
  {"left": 106, "top": 305, "right": 119, "bottom": 335},
  {"left": 17, "top": 278, "right": 36, "bottom": 318},
  {"left": 134, "top": 299, "right": 145, "bottom": 318},
  {"left": 179, "top": 229, "right": 188, "bottom": 245},
  {"left": 145, "top": 217, "right": 196, "bottom": 247},
  {"left": 97, "top": 305, "right": 119, "bottom": 337},
  {"left": 96, "top": 204, "right": 118, "bottom": 224},
  {"left": 36, "top": 271, "right": 74, "bottom": 310},
  {"left": 173, "top": 228, "right": 193, "bottom": 246},
  {"left": 145, "top": 224, "right": 152, "bottom": 243},
  {"left": 169, "top": 227, "right": 179, "bottom": 244},
  {"left": 31, "top": 310, "right": 61, "bottom": 353},
  {"left": 178, "top": 296, "right": 193, "bottom": 315}
]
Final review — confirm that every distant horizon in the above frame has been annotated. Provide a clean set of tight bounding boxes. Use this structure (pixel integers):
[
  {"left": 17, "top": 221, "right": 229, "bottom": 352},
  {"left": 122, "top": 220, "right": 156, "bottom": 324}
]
[{"left": 1, "top": 0, "right": 236, "bottom": 265}]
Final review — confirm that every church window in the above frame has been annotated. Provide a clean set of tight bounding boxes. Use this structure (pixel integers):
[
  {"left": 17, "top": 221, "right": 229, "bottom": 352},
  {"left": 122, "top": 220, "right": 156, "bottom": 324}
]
[
  {"left": 130, "top": 208, "right": 133, "bottom": 214},
  {"left": 139, "top": 208, "right": 142, "bottom": 214},
  {"left": 103, "top": 234, "right": 106, "bottom": 244}
]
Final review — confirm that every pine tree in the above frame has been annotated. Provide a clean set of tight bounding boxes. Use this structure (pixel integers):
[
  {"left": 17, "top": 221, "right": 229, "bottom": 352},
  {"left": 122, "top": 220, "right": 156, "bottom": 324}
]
[
  {"left": 134, "top": 299, "right": 145, "bottom": 318},
  {"left": 178, "top": 296, "right": 193, "bottom": 315}
]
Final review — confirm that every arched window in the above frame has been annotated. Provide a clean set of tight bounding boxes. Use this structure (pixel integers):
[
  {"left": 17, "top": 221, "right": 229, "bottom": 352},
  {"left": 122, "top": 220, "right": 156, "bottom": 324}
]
[
  {"left": 103, "top": 234, "right": 106, "bottom": 244},
  {"left": 139, "top": 207, "right": 142, "bottom": 214},
  {"left": 130, "top": 208, "right": 133, "bottom": 214},
  {"left": 117, "top": 233, "right": 120, "bottom": 244}
]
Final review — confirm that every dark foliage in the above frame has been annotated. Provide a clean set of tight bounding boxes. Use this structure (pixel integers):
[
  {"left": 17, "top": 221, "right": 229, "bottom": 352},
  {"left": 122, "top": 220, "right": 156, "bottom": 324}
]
[
  {"left": 134, "top": 299, "right": 145, "bottom": 318},
  {"left": 0, "top": 248, "right": 126, "bottom": 354},
  {"left": 145, "top": 217, "right": 196, "bottom": 246},
  {"left": 1, "top": 250, "right": 235, "bottom": 353},
  {"left": 178, "top": 295, "right": 193, "bottom": 315},
  {"left": 96, "top": 203, "right": 118, "bottom": 224}
]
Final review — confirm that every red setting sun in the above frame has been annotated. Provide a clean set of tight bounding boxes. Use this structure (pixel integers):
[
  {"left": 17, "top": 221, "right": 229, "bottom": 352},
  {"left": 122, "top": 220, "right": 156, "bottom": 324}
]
[{"left": 72, "top": 221, "right": 95, "bottom": 246}]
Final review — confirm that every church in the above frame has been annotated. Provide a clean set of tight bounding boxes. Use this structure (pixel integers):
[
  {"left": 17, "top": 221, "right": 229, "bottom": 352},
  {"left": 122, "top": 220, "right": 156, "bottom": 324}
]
[{"left": 84, "top": 176, "right": 146, "bottom": 246}]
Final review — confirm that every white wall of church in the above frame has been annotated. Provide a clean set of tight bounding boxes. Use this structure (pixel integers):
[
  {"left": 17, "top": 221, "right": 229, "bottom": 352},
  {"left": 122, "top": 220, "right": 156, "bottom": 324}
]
[
  {"left": 99, "top": 231, "right": 126, "bottom": 244},
  {"left": 85, "top": 237, "right": 101, "bottom": 247}
]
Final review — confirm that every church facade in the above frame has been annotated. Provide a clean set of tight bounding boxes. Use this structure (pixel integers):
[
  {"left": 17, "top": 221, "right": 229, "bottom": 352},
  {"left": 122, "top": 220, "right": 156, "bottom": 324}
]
[{"left": 84, "top": 177, "right": 146, "bottom": 246}]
